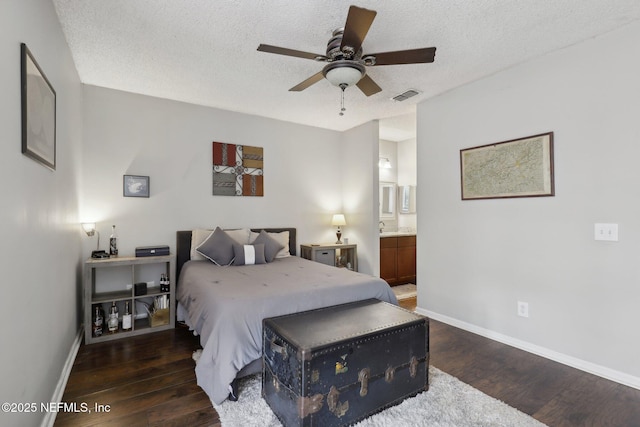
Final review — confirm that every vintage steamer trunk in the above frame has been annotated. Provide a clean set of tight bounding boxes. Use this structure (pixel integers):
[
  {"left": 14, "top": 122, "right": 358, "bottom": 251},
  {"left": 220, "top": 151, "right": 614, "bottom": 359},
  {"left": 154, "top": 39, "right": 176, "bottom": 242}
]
[{"left": 262, "top": 299, "right": 429, "bottom": 427}]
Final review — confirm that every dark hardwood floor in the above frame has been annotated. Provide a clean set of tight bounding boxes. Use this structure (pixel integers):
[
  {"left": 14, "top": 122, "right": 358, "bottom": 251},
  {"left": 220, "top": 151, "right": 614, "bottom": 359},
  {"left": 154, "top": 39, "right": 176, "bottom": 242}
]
[
  {"left": 429, "top": 320, "right": 640, "bottom": 426},
  {"left": 55, "top": 303, "right": 640, "bottom": 427}
]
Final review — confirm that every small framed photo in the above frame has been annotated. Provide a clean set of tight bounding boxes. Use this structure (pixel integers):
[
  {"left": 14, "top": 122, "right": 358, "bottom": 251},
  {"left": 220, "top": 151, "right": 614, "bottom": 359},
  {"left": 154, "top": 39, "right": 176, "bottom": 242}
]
[
  {"left": 21, "top": 43, "right": 56, "bottom": 170},
  {"left": 123, "top": 175, "right": 150, "bottom": 198}
]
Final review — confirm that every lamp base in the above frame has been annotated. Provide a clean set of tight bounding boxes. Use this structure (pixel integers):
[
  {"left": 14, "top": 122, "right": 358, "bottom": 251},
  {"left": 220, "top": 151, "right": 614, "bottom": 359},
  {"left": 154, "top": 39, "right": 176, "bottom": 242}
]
[
  {"left": 335, "top": 231, "right": 342, "bottom": 244},
  {"left": 91, "top": 250, "right": 110, "bottom": 259}
]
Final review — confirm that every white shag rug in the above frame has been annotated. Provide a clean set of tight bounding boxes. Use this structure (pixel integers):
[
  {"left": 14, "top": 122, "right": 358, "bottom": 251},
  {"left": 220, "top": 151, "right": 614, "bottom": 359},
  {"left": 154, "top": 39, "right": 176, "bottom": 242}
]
[{"left": 200, "top": 351, "right": 547, "bottom": 427}]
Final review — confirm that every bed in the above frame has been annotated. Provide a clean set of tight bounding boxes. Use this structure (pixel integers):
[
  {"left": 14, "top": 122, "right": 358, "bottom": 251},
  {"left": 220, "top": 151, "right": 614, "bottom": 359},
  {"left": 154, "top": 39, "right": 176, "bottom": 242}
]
[{"left": 175, "top": 228, "right": 398, "bottom": 405}]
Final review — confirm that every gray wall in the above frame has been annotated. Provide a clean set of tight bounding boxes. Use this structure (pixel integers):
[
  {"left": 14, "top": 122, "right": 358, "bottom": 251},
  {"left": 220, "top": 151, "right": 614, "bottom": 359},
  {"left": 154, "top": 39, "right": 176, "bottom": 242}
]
[
  {"left": 80, "top": 86, "right": 381, "bottom": 273},
  {"left": 342, "top": 121, "right": 380, "bottom": 275},
  {"left": 416, "top": 21, "right": 640, "bottom": 386},
  {"left": 0, "top": 1, "right": 84, "bottom": 426}
]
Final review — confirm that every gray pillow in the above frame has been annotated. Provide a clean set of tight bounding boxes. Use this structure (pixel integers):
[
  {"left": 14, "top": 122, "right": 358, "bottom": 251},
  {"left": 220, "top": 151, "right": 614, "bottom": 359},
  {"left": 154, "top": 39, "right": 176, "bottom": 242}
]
[
  {"left": 196, "top": 227, "right": 236, "bottom": 265},
  {"left": 253, "top": 230, "right": 285, "bottom": 262},
  {"left": 233, "top": 244, "right": 266, "bottom": 265}
]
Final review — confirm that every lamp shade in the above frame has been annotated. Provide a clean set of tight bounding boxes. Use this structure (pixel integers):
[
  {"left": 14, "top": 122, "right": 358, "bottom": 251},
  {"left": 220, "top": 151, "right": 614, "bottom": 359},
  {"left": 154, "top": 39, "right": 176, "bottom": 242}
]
[
  {"left": 323, "top": 62, "right": 365, "bottom": 88},
  {"left": 82, "top": 222, "right": 96, "bottom": 236},
  {"left": 331, "top": 214, "right": 347, "bottom": 227},
  {"left": 325, "top": 67, "right": 363, "bottom": 87}
]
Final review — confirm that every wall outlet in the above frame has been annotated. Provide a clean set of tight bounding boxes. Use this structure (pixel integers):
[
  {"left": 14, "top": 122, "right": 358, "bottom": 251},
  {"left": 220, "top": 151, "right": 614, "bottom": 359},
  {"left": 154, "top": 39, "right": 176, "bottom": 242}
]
[{"left": 517, "top": 301, "right": 529, "bottom": 318}]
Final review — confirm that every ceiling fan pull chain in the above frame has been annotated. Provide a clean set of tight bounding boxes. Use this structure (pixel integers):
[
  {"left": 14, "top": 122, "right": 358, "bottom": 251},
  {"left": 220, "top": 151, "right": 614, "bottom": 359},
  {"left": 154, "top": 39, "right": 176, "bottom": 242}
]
[{"left": 339, "top": 85, "right": 346, "bottom": 116}]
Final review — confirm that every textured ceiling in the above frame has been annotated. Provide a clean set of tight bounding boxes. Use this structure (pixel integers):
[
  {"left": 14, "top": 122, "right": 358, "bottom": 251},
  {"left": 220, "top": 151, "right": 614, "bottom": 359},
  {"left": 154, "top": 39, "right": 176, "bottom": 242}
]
[{"left": 52, "top": 1, "right": 640, "bottom": 135}]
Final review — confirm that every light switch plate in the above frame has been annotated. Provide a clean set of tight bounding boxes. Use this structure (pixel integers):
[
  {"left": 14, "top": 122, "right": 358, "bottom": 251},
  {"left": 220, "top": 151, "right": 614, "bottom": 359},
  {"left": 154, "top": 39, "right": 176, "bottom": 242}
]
[{"left": 594, "top": 223, "right": 618, "bottom": 241}]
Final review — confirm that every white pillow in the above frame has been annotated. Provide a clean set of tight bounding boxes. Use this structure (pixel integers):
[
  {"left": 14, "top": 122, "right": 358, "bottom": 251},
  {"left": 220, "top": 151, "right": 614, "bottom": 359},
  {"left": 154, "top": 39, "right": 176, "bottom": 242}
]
[
  {"left": 224, "top": 228, "right": 251, "bottom": 245},
  {"left": 250, "top": 230, "right": 290, "bottom": 258},
  {"left": 191, "top": 229, "right": 213, "bottom": 261},
  {"left": 190, "top": 228, "right": 251, "bottom": 261}
]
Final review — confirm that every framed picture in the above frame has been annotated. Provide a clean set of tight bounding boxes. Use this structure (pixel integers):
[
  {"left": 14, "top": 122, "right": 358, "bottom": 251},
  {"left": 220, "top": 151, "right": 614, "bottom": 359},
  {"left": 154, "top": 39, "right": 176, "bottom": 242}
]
[
  {"left": 212, "top": 142, "right": 264, "bottom": 196},
  {"left": 123, "top": 175, "right": 150, "bottom": 198},
  {"left": 21, "top": 43, "right": 56, "bottom": 170},
  {"left": 460, "top": 132, "right": 554, "bottom": 200}
]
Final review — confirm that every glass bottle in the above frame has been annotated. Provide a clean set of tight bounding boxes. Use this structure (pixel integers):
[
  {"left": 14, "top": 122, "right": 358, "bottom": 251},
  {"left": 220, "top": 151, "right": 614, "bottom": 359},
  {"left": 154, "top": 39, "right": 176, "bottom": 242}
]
[
  {"left": 109, "top": 225, "right": 118, "bottom": 256},
  {"left": 92, "top": 305, "right": 103, "bottom": 337},
  {"left": 161, "top": 273, "right": 170, "bottom": 292},
  {"left": 108, "top": 301, "right": 119, "bottom": 333},
  {"left": 122, "top": 301, "right": 132, "bottom": 331}
]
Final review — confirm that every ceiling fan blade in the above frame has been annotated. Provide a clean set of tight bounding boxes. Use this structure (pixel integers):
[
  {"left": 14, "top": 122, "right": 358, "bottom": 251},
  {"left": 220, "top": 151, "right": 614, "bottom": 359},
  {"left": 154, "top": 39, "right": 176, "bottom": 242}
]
[
  {"left": 341, "top": 6, "right": 377, "bottom": 54},
  {"left": 366, "top": 47, "right": 437, "bottom": 66},
  {"left": 356, "top": 74, "right": 382, "bottom": 97},
  {"left": 257, "top": 44, "right": 325, "bottom": 61},
  {"left": 289, "top": 71, "right": 325, "bottom": 92}
]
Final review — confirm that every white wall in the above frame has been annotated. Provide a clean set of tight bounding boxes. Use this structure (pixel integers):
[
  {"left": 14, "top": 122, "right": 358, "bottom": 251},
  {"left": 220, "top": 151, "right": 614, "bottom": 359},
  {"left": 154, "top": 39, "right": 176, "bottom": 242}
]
[
  {"left": 80, "top": 85, "right": 352, "bottom": 261},
  {"left": 342, "top": 121, "right": 380, "bottom": 275},
  {"left": 0, "top": 1, "right": 83, "bottom": 426},
  {"left": 397, "top": 137, "right": 417, "bottom": 232},
  {"left": 378, "top": 137, "right": 417, "bottom": 232},
  {"left": 378, "top": 139, "right": 398, "bottom": 183},
  {"left": 417, "top": 21, "right": 640, "bottom": 387},
  {"left": 378, "top": 139, "right": 398, "bottom": 231}
]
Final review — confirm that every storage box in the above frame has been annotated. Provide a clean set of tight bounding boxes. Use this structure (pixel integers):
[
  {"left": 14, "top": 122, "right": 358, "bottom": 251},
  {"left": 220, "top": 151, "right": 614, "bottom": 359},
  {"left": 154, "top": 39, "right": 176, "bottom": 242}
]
[
  {"left": 134, "top": 282, "right": 147, "bottom": 296},
  {"left": 262, "top": 299, "right": 429, "bottom": 427},
  {"left": 315, "top": 249, "right": 335, "bottom": 266},
  {"left": 135, "top": 245, "right": 170, "bottom": 257},
  {"left": 150, "top": 308, "right": 169, "bottom": 327}
]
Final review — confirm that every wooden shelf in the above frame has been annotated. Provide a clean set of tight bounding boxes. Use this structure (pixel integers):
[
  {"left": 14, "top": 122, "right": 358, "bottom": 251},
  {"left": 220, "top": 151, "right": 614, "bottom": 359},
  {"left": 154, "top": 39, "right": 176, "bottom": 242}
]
[
  {"left": 92, "top": 290, "right": 132, "bottom": 303},
  {"left": 84, "top": 254, "right": 175, "bottom": 344}
]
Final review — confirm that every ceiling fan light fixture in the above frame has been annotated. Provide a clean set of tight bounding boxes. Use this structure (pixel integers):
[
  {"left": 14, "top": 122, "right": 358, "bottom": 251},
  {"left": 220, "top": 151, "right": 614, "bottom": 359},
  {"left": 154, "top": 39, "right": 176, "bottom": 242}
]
[{"left": 323, "top": 62, "right": 365, "bottom": 89}]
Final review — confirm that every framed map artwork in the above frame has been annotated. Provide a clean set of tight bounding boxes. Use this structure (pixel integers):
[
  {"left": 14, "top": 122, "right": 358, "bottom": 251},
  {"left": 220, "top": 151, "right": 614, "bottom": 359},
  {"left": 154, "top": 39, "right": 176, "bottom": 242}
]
[
  {"left": 460, "top": 132, "right": 554, "bottom": 200},
  {"left": 212, "top": 142, "right": 263, "bottom": 196}
]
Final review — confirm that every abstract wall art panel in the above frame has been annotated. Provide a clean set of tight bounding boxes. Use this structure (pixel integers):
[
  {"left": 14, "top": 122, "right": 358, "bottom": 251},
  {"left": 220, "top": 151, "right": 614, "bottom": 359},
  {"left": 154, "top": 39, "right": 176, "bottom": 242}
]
[{"left": 212, "top": 142, "right": 264, "bottom": 196}]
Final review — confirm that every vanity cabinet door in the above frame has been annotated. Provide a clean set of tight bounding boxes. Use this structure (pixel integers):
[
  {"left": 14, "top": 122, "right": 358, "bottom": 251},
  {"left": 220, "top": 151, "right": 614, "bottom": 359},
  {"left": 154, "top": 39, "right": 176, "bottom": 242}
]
[
  {"left": 397, "top": 236, "right": 416, "bottom": 284},
  {"left": 380, "top": 237, "right": 398, "bottom": 286}
]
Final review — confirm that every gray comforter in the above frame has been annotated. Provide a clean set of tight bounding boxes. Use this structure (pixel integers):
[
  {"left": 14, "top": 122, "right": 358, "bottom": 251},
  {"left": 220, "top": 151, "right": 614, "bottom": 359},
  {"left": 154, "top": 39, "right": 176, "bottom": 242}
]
[{"left": 176, "top": 256, "right": 398, "bottom": 405}]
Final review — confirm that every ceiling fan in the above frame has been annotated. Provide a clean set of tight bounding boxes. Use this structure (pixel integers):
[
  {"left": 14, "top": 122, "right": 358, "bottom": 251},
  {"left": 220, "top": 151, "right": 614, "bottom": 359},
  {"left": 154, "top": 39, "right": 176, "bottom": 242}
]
[{"left": 257, "top": 5, "right": 436, "bottom": 114}]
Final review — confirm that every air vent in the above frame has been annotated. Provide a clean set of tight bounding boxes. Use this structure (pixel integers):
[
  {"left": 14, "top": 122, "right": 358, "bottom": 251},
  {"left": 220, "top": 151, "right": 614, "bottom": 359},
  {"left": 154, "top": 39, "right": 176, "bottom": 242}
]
[{"left": 392, "top": 89, "right": 421, "bottom": 102}]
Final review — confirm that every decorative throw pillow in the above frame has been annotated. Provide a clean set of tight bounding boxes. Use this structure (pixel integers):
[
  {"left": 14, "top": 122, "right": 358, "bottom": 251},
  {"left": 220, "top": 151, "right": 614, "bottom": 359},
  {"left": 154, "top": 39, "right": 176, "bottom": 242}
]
[
  {"left": 233, "top": 244, "right": 266, "bottom": 265},
  {"left": 250, "top": 230, "right": 290, "bottom": 258},
  {"left": 252, "top": 230, "right": 285, "bottom": 262},
  {"left": 196, "top": 227, "right": 236, "bottom": 265}
]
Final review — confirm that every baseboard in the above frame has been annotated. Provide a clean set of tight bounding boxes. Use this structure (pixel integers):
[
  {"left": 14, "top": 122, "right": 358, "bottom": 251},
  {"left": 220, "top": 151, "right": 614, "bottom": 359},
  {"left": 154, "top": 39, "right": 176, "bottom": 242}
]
[
  {"left": 417, "top": 307, "right": 640, "bottom": 391},
  {"left": 40, "top": 326, "right": 83, "bottom": 427}
]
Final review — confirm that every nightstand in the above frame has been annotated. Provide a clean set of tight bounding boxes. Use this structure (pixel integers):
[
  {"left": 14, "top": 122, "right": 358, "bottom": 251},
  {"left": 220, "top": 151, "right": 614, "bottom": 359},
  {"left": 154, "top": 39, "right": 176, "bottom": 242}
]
[{"left": 300, "top": 243, "right": 358, "bottom": 271}]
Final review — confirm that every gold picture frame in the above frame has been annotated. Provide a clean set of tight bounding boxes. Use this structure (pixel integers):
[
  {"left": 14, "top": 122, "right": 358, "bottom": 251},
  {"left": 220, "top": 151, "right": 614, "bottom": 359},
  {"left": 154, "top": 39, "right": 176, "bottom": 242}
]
[{"left": 460, "top": 132, "right": 554, "bottom": 200}]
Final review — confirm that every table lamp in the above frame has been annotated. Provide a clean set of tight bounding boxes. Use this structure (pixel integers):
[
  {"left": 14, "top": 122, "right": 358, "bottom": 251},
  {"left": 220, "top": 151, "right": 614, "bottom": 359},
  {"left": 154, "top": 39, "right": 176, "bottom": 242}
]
[
  {"left": 331, "top": 214, "right": 346, "bottom": 244},
  {"left": 82, "top": 223, "right": 109, "bottom": 258}
]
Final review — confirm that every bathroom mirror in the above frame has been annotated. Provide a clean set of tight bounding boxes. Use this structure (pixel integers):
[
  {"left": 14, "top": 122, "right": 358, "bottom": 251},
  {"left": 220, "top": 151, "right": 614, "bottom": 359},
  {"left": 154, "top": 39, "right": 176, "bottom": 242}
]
[
  {"left": 379, "top": 182, "right": 396, "bottom": 218},
  {"left": 399, "top": 185, "right": 417, "bottom": 214}
]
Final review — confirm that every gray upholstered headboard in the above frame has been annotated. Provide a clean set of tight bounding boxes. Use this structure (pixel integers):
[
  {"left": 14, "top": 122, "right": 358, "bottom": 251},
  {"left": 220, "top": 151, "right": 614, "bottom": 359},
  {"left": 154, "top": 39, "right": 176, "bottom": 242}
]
[{"left": 175, "top": 228, "right": 297, "bottom": 281}]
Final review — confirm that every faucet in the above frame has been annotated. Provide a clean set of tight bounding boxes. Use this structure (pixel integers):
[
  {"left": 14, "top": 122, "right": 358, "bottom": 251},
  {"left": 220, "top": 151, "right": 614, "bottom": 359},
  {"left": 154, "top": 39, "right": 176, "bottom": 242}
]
[{"left": 379, "top": 221, "right": 385, "bottom": 233}]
